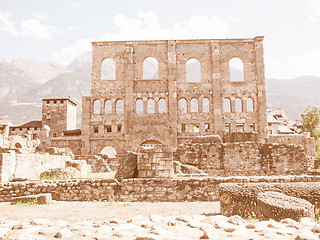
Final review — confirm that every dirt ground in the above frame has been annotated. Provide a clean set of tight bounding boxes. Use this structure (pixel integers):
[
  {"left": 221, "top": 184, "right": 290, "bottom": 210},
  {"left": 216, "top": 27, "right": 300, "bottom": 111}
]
[{"left": 0, "top": 201, "right": 220, "bottom": 222}]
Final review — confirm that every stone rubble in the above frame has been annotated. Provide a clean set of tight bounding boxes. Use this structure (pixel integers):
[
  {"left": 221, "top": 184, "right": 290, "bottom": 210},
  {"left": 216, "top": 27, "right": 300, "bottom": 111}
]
[{"left": 0, "top": 215, "right": 320, "bottom": 239}]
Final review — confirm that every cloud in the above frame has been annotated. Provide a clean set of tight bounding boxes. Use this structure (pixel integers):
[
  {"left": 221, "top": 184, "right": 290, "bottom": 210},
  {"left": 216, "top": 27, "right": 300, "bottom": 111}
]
[
  {"left": 67, "top": 24, "right": 80, "bottom": 32},
  {"left": 0, "top": 10, "right": 58, "bottom": 40},
  {"left": 72, "top": 1, "right": 83, "bottom": 8},
  {"left": 31, "top": 12, "right": 48, "bottom": 21},
  {"left": 286, "top": 49, "right": 320, "bottom": 77},
  {"left": 53, "top": 10, "right": 229, "bottom": 65},
  {"left": 102, "top": 10, "right": 229, "bottom": 41},
  {"left": 0, "top": 10, "right": 19, "bottom": 36},
  {"left": 20, "top": 18, "right": 58, "bottom": 40},
  {"left": 309, "top": 0, "right": 320, "bottom": 22},
  {"left": 52, "top": 38, "right": 92, "bottom": 65}
]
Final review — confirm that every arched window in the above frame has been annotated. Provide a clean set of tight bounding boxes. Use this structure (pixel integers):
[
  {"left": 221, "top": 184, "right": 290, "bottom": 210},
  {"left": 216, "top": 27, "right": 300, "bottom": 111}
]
[
  {"left": 93, "top": 100, "right": 101, "bottom": 114},
  {"left": 229, "top": 57, "right": 244, "bottom": 81},
  {"left": 235, "top": 98, "right": 243, "bottom": 112},
  {"left": 179, "top": 99, "right": 187, "bottom": 113},
  {"left": 223, "top": 98, "right": 231, "bottom": 112},
  {"left": 115, "top": 99, "right": 124, "bottom": 114},
  {"left": 147, "top": 99, "right": 155, "bottom": 113},
  {"left": 101, "top": 58, "right": 116, "bottom": 80},
  {"left": 202, "top": 98, "right": 210, "bottom": 112},
  {"left": 190, "top": 98, "right": 199, "bottom": 112},
  {"left": 143, "top": 57, "right": 158, "bottom": 79},
  {"left": 136, "top": 99, "right": 144, "bottom": 113},
  {"left": 100, "top": 146, "right": 117, "bottom": 158},
  {"left": 247, "top": 98, "right": 254, "bottom": 112},
  {"left": 158, "top": 99, "right": 166, "bottom": 113},
  {"left": 105, "top": 100, "right": 112, "bottom": 114},
  {"left": 186, "top": 58, "right": 201, "bottom": 83}
]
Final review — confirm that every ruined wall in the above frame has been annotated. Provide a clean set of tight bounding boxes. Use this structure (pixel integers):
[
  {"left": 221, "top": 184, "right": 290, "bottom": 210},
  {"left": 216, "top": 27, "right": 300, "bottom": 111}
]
[
  {"left": 266, "top": 134, "right": 316, "bottom": 157},
  {"left": 0, "top": 152, "right": 69, "bottom": 183},
  {"left": 1, "top": 175, "right": 320, "bottom": 203},
  {"left": 174, "top": 142, "right": 313, "bottom": 176},
  {"left": 81, "top": 37, "right": 267, "bottom": 155},
  {"left": 137, "top": 146, "right": 173, "bottom": 178},
  {"left": 50, "top": 137, "right": 82, "bottom": 155}
]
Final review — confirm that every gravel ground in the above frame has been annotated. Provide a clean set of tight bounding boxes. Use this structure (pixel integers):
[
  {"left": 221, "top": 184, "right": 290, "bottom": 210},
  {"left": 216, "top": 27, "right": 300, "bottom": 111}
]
[{"left": 0, "top": 201, "right": 220, "bottom": 222}]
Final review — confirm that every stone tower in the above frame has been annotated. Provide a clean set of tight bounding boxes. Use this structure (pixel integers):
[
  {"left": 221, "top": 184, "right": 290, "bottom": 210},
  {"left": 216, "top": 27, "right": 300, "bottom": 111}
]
[{"left": 42, "top": 97, "right": 77, "bottom": 137}]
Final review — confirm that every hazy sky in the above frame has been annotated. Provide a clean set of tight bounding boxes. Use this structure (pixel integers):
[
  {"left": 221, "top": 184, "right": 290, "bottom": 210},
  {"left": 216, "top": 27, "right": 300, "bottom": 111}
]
[{"left": 0, "top": 0, "right": 320, "bottom": 79}]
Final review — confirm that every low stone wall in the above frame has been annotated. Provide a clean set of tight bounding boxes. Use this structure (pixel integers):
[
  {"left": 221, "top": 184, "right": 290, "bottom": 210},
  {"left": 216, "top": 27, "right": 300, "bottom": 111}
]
[
  {"left": 266, "top": 134, "right": 315, "bottom": 157},
  {"left": 174, "top": 142, "right": 314, "bottom": 176},
  {"left": 1, "top": 175, "right": 320, "bottom": 203},
  {"left": 0, "top": 152, "right": 70, "bottom": 183}
]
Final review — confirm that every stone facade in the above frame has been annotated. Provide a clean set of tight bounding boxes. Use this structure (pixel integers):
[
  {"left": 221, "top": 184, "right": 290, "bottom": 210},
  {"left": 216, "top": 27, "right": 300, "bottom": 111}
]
[{"left": 81, "top": 37, "right": 267, "bottom": 155}]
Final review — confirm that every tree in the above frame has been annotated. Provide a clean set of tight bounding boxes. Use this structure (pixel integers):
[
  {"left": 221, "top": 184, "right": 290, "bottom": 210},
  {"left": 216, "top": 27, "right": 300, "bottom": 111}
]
[{"left": 301, "top": 106, "right": 320, "bottom": 155}]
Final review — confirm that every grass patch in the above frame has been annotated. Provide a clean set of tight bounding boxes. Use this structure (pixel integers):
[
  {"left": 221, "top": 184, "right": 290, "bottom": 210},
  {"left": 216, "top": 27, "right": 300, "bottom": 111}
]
[{"left": 12, "top": 199, "right": 39, "bottom": 206}]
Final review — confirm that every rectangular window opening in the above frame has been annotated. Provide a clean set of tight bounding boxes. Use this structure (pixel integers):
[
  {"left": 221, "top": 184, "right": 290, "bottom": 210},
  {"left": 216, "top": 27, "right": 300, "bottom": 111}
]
[
  {"left": 205, "top": 123, "right": 210, "bottom": 132},
  {"left": 236, "top": 123, "right": 244, "bottom": 132},
  {"left": 224, "top": 123, "right": 230, "bottom": 132},
  {"left": 117, "top": 125, "right": 122, "bottom": 132},
  {"left": 181, "top": 123, "right": 186, "bottom": 133},
  {"left": 190, "top": 123, "right": 200, "bottom": 133},
  {"left": 93, "top": 126, "right": 99, "bottom": 133},
  {"left": 105, "top": 125, "right": 112, "bottom": 133}
]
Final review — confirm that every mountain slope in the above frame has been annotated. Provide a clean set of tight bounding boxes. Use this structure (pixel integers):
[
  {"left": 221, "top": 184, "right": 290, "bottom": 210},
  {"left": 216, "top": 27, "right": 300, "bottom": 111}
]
[{"left": 12, "top": 58, "right": 66, "bottom": 84}]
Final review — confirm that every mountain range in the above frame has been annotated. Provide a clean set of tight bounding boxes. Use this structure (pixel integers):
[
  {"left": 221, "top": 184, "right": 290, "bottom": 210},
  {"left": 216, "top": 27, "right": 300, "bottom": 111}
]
[{"left": 0, "top": 52, "right": 319, "bottom": 126}]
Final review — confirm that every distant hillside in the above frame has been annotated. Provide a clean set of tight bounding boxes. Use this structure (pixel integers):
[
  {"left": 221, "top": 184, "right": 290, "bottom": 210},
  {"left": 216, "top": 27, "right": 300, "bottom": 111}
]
[
  {"left": 266, "top": 76, "right": 320, "bottom": 120},
  {"left": 0, "top": 53, "right": 319, "bottom": 126}
]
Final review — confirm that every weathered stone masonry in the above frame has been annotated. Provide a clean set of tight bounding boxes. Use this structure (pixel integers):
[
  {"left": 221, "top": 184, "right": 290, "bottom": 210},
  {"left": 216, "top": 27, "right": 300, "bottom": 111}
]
[
  {"left": 1, "top": 175, "right": 320, "bottom": 203},
  {"left": 81, "top": 37, "right": 267, "bottom": 155}
]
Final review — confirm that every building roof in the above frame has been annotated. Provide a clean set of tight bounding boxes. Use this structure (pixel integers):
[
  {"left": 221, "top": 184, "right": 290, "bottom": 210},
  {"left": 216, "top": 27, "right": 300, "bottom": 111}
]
[
  {"left": 278, "top": 125, "right": 294, "bottom": 134},
  {"left": 13, "top": 120, "right": 42, "bottom": 128},
  {"left": 267, "top": 115, "right": 279, "bottom": 123},
  {"left": 63, "top": 129, "right": 81, "bottom": 136},
  {"left": 42, "top": 97, "right": 77, "bottom": 106}
]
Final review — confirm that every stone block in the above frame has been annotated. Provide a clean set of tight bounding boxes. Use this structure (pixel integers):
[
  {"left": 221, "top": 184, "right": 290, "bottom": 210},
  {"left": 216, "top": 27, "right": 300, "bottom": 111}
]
[
  {"left": 257, "top": 191, "right": 314, "bottom": 221},
  {"left": 11, "top": 193, "right": 52, "bottom": 205}
]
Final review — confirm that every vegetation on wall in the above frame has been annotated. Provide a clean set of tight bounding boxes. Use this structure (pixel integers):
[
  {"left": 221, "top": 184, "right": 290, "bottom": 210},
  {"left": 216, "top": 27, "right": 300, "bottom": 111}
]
[{"left": 301, "top": 106, "right": 320, "bottom": 156}]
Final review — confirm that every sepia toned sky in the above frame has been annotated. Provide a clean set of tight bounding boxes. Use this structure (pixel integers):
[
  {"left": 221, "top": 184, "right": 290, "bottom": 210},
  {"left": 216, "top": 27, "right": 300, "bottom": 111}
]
[{"left": 0, "top": 0, "right": 320, "bottom": 79}]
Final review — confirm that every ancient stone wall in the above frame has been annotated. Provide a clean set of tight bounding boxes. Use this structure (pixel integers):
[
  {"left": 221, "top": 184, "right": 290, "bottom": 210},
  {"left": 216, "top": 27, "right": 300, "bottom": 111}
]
[
  {"left": 50, "top": 137, "right": 82, "bottom": 155},
  {"left": 174, "top": 142, "right": 313, "bottom": 176},
  {"left": 1, "top": 175, "right": 320, "bottom": 203},
  {"left": 0, "top": 152, "right": 70, "bottom": 183},
  {"left": 137, "top": 146, "right": 173, "bottom": 178},
  {"left": 81, "top": 37, "right": 267, "bottom": 155},
  {"left": 266, "top": 134, "right": 316, "bottom": 157}
]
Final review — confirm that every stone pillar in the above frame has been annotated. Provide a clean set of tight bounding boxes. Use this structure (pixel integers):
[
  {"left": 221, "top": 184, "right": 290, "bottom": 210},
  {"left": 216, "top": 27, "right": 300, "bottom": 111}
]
[
  {"left": 124, "top": 45, "right": 134, "bottom": 151},
  {"left": 167, "top": 40, "right": 178, "bottom": 148},
  {"left": 81, "top": 96, "right": 92, "bottom": 155},
  {"left": 211, "top": 41, "right": 223, "bottom": 136},
  {"left": 254, "top": 36, "right": 268, "bottom": 139},
  {"left": 137, "top": 145, "right": 173, "bottom": 178}
]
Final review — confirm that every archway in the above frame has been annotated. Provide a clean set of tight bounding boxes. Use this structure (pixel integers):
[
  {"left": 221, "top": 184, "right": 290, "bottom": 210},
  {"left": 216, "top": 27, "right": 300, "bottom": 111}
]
[
  {"left": 100, "top": 146, "right": 117, "bottom": 158},
  {"left": 15, "top": 142, "right": 22, "bottom": 148}
]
